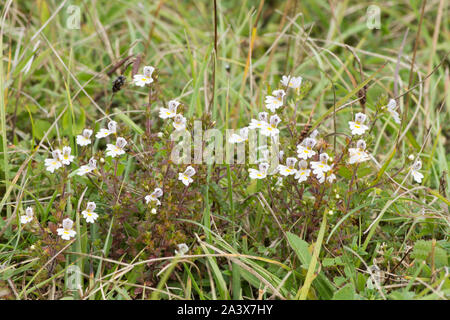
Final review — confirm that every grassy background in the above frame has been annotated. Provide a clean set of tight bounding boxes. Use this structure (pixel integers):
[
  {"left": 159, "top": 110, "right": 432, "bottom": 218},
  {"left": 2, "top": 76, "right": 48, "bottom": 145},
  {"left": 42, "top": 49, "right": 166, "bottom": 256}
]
[{"left": 0, "top": 0, "right": 449, "bottom": 300}]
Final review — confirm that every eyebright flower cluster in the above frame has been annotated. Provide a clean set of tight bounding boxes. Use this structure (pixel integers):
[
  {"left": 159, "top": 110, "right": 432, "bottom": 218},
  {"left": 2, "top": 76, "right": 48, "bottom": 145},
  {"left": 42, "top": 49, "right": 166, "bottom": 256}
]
[
  {"left": 35, "top": 65, "right": 422, "bottom": 253},
  {"left": 244, "top": 74, "right": 380, "bottom": 187}
]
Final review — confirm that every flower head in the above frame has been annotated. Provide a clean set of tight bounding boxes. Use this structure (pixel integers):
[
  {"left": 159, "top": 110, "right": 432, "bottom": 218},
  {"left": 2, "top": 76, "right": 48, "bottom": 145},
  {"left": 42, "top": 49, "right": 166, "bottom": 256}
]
[
  {"left": 256, "top": 147, "right": 270, "bottom": 164},
  {"left": 265, "top": 89, "right": 286, "bottom": 113},
  {"left": 44, "top": 149, "right": 63, "bottom": 173},
  {"left": 20, "top": 207, "right": 34, "bottom": 224},
  {"left": 173, "top": 114, "right": 187, "bottom": 131},
  {"left": 249, "top": 162, "right": 269, "bottom": 179},
  {"left": 96, "top": 120, "right": 117, "bottom": 139},
  {"left": 249, "top": 112, "right": 269, "bottom": 130},
  {"left": 261, "top": 115, "right": 281, "bottom": 137},
  {"left": 385, "top": 99, "right": 401, "bottom": 124},
  {"left": 297, "top": 137, "right": 317, "bottom": 160},
  {"left": 133, "top": 66, "right": 155, "bottom": 87},
  {"left": 178, "top": 166, "right": 196, "bottom": 186},
  {"left": 309, "top": 129, "right": 319, "bottom": 139},
  {"left": 57, "top": 218, "right": 76, "bottom": 240},
  {"left": 229, "top": 127, "right": 249, "bottom": 143},
  {"left": 76, "top": 129, "right": 93, "bottom": 146},
  {"left": 175, "top": 243, "right": 189, "bottom": 256},
  {"left": 410, "top": 160, "right": 424, "bottom": 183},
  {"left": 327, "top": 173, "right": 337, "bottom": 183},
  {"left": 77, "top": 157, "right": 97, "bottom": 176},
  {"left": 348, "top": 139, "right": 370, "bottom": 164},
  {"left": 106, "top": 137, "right": 127, "bottom": 158},
  {"left": 278, "top": 150, "right": 284, "bottom": 162},
  {"left": 145, "top": 188, "right": 163, "bottom": 206},
  {"left": 280, "top": 75, "right": 302, "bottom": 90},
  {"left": 61, "top": 146, "right": 75, "bottom": 165},
  {"left": 82, "top": 202, "right": 98, "bottom": 223},
  {"left": 295, "top": 160, "right": 311, "bottom": 182},
  {"left": 311, "top": 153, "right": 331, "bottom": 177},
  {"left": 159, "top": 100, "right": 180, "bottom": 119},
  {"left": 349, "top": 112, "right": 369, "bottom": 135},
  {"left": 278, "top": 157, "right": 298, "bottom": 176}
]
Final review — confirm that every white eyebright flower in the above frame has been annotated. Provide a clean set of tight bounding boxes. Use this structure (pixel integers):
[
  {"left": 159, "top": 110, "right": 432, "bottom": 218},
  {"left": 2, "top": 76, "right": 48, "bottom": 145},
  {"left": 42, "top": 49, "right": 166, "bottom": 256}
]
[
  {"left": 175, "top": 243, "right": 189, "bottom": 256},
  {"left": 311, "top": 153, "right": 331, "bottom": 178},
  {"left": 386, "top": 99, "right": 401, "bottom": 124},
  {"left": 295, "top": 160, "right": 311, "bottom": 183},
  {"left": 249, "top": 112, "right": 269, "bottom": 130},
  {"left": 44, "top": 149, "right": 63, "bottom": 173},
  {"left": 297, "top": 137, "right": 317, "bottom": 160},
  {"left": 77, "top": 157, "right": 97, "bottom": 176},
  {"left": 96, "top": 120, "right": 117, "bottom": 139},
  {"left": 133, "top": 66, "right": 155, "bottom": 87},
  {"left": 348, "top": 112, "right": 369, "bottom": 135},
  {"left": 309, "top": 129, "right": 319, "bottom": 139},
  {"left": 265, "top": 89, "right": 286, "bottom": 113},
  {"left": 106, "top": 137, "right": 127, "bottom": 158},
  {"left": 159, "top": 100, "right": 180, "bottom": 119},
  {"left": 278, "top": 157, "right": 298, "bottom": 176},
  {"left": 229, "top": 127, "right": 249, "bottom": 143},
  {"left": 20, "top": 207, "right": 34, "bottom": 224},
  {"left": 145, "top": 188, "right": 163, "bottom": 206},
  {"left": 249, "top": 162, "right": 269, "bottom": 179},
  {"left": 61, "top": 146, "right": 75, "bottom": 165},
  {"left": 348, "top": 140, "right": 370, "bottom": 164},
  {"left": 261, "top": 115, "right": 281, "bottom": 137},
  {"left": 173, "top": 114, "right": 187, "bottom": 131},
  {"left": 178, "top": 166, "right": 196, "bottom": 186},
  {"left": 327, "top": 173, "right": 337, "bottom": 183},
  {"left": 410, "top": 160, "right": 424, "bottom": 183},
  {"left": 82, "top": 202, "right": 99, "bottom": 223},
  {"left": 280, "top": 75, "right": 302, "bottom": 90},
  {"left": 57, "top": 218, "right": 76, "bottom": 240},
  {"left": 76, "top": 129, "right": 93, "bottom": 146}
]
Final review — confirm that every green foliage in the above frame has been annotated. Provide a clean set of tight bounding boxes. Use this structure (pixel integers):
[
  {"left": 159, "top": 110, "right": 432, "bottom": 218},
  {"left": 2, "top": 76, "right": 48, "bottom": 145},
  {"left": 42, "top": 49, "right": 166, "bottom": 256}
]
[{"left": 0, "top": 0, "right": 448, "bottom": 301}]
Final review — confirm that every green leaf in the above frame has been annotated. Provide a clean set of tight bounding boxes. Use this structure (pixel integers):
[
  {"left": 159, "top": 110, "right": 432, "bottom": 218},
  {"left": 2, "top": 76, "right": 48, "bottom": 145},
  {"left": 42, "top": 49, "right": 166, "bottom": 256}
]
[
  {"left": 338, "top": 166, "right": 352, "bottom": 180},
  {"left": 33, "top": 119, "right": 53, "bottom": 140},
  {"left": 287, "top": 232, "right": 335, "bottom": 300},
  {"left": 286, "top": 232, "right": 311, "bottom": 267},
  {"left": 332, "top": 284, "right": 355, "bottom": 300}
]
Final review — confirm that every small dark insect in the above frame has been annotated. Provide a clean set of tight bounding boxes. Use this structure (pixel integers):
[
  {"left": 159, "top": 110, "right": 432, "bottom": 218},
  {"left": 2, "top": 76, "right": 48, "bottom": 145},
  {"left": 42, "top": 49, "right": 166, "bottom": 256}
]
[{"left": 112, "top": 75, "right": 126, "bottom": 93}]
